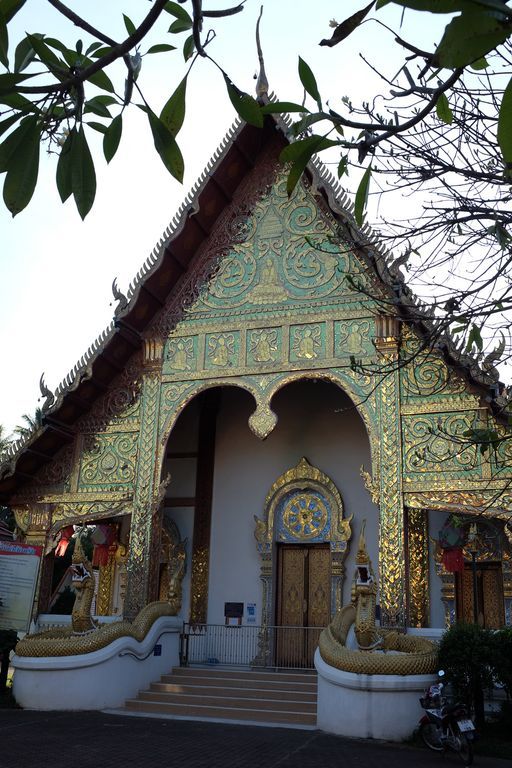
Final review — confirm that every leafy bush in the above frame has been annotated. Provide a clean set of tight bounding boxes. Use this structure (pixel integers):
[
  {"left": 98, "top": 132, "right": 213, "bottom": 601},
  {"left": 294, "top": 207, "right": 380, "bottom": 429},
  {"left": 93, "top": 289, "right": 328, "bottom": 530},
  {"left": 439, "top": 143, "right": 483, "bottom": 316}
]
[
  {"left": 490, "top": 627, "right": 512, "bottom": 699},
  {"left": 438, "top": 622, "right": 494, "bottom": 726}
]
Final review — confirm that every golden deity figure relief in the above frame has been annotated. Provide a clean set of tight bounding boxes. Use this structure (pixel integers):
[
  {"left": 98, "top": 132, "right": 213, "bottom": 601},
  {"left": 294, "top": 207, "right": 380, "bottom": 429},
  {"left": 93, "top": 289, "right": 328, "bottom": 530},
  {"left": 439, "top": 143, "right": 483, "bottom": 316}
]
[
  {"left": 208, "top": 333, "right": 236, "bottom": 367},
  {"left": 167, "top": 338, "right": 195, "bottom": 372},
  {"left": 250, "top": 329, "right": 279, "bottom": 363},
  {"left": 248, "top": 256, "right": 289, "bottom": 305},
  {"left": 337, "top": 320, "right": 371, "bottom": 356},
  {"left": 292, "top": 325, "right": 322, "bottom": 360}
]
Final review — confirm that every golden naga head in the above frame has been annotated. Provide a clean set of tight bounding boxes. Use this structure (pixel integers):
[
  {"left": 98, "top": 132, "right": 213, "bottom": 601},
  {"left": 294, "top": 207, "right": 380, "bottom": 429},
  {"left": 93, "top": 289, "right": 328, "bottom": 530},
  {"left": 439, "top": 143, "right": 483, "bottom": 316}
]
[{"left": 71, "top": 534, "right": 92, "bottom": 588}]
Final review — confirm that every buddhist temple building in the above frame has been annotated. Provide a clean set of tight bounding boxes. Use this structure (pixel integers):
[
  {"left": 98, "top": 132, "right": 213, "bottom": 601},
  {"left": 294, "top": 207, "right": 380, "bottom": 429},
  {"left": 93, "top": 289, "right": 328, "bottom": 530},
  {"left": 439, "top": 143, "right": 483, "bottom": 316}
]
[{"left": 1, "top": 112, "right": 512, "bottom": 663}]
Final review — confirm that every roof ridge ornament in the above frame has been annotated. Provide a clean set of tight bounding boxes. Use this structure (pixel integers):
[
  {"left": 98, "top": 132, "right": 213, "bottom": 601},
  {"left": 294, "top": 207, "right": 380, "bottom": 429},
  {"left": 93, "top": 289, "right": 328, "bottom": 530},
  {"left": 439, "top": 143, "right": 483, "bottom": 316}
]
[
  {"left": 38, "top": 373, "right": 55, "bottom": 413},
  {"left": 111, "top": 278, "right": 128, "bottom": 317},
  {"left": 255, "top": 6, "right": 268, "bottom": 102}
]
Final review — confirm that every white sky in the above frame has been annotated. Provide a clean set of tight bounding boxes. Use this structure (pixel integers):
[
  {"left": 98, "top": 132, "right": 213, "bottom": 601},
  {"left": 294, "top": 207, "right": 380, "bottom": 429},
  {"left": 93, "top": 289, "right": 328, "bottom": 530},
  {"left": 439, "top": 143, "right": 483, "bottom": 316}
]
[{"left": 0, "top": 1, "right": 447, "bottom": 436}]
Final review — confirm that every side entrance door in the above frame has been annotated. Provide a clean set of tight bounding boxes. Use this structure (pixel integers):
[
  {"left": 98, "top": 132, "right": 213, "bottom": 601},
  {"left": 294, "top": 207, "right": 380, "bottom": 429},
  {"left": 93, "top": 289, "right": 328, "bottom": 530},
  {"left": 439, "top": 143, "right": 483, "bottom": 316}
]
[
  {"left": 275, "top": 543, "right": 331, "bottom": 667},
  {"left": 456, "top": 562, "right": 505, "bottom": 628}
]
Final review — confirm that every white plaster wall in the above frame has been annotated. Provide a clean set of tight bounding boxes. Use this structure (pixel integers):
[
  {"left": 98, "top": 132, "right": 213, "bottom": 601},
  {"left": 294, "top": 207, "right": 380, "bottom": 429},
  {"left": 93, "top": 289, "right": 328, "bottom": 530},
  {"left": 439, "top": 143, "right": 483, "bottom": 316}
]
[
  {"left": 429, "top": 509, "right": 449, "bottom": 629},
  {"left": 207, "top": 380, "right": 376, "bottom": 626},
  {"left": 12, "top": 617, "right": 182, "bottom": 710}
]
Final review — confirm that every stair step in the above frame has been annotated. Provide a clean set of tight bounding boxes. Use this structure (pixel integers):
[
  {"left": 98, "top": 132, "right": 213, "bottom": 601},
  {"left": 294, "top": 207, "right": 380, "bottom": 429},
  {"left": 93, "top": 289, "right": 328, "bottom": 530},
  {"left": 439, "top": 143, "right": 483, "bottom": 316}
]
[
  {"left": 150, "top": 682, "right": 317, "bottom": 701},
  {"left": 161, "top": 671, "right": 316, "bottom": 692},
  {"left": 137, "top": 690, "right": 317, "bottom": 712},
  {"left": 123, "top": 667, "right": 318, "bottom": 728},
  {"left": 125, "top": 699, "right": 316, "bottom": 725},
  {"left": 170, "top": 667, "right": 316, "bottom": 682}
]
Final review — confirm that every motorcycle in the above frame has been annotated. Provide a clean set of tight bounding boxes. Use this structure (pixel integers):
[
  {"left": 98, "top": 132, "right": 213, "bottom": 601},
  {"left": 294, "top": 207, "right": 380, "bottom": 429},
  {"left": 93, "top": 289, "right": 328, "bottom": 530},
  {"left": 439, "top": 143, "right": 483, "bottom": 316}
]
[{"left": 418, "top": 670, "right": 476, "bottom": 766}]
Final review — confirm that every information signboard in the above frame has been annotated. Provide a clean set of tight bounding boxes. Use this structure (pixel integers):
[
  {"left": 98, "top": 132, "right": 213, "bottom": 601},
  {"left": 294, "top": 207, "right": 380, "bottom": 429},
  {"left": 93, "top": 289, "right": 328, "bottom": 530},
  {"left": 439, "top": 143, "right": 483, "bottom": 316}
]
[{"left": 0, "top": 540, "right": 42, "bottom": 631}]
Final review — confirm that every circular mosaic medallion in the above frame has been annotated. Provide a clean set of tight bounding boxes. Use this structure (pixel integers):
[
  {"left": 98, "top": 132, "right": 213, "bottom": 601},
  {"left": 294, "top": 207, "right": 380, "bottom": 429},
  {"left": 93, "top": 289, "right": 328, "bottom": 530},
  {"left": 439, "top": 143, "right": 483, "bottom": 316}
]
[{"left": 282, "top": 492, "right": 328, "bottom": 540}]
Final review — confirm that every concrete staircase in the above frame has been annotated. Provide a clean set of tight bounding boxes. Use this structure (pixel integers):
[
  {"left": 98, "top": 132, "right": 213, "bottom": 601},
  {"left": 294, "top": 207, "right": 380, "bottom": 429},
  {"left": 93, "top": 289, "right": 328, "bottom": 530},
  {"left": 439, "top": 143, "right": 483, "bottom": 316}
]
[{"left": 124, "top": 667, "right": 318, "bottom": 728}]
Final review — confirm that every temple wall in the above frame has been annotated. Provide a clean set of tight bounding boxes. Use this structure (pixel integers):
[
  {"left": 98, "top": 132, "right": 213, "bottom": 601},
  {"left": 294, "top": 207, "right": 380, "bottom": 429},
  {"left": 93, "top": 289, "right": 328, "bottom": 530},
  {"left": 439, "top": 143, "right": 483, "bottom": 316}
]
[{"left": 207, "top": 380, "right": 375, "bottom": 626}]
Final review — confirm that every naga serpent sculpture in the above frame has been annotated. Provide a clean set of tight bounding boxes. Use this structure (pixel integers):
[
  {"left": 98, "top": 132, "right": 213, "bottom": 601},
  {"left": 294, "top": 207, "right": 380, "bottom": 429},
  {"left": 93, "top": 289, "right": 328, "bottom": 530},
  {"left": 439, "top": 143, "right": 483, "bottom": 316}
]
[
  {"left": 318, "top": 522, "right": 438, "bottom": 676},
  {"left": 16, "top": 535, "right": 180, "bottom": 658}
]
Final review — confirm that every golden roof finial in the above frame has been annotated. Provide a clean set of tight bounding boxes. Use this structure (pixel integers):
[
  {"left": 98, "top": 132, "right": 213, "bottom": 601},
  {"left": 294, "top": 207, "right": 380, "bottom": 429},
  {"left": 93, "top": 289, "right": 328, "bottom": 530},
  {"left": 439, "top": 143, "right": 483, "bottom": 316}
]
[{"left": 255, "top": 6, "right": 268, "bottom": 102}]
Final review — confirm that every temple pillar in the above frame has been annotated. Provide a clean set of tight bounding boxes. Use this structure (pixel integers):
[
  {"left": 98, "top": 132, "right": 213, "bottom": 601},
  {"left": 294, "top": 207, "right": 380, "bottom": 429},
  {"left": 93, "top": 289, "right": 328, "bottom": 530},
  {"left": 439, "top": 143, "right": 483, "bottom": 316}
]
[
  {"left": 374, "top": 318, "right": 406, "bottom": 626},
  {"left": 406, "top": 506, "right": 430, "bottom": 627},
  {"left": 189, "top": 389, "right": 220, "bottom": 624},
  {"left": 124, "top": 338, "right": 163, "bottom": 620}
]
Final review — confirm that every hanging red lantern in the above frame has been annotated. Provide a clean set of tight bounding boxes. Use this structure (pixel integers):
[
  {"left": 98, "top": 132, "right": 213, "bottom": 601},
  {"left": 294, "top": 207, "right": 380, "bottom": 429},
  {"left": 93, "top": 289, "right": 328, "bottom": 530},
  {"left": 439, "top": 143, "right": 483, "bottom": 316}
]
[
  {"left": 55, "top": 526, "right": 75, "bottom": 557},
  {"left": 442, "top": 547, "right": 464, "bottom": 573}
]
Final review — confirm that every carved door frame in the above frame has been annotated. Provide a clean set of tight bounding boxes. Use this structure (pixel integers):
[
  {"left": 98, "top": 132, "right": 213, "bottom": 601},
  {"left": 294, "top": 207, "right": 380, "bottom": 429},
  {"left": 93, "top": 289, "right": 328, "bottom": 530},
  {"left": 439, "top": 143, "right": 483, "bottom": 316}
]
[{"left": 254, "top": 456, "right": 352, "bottom": 627}]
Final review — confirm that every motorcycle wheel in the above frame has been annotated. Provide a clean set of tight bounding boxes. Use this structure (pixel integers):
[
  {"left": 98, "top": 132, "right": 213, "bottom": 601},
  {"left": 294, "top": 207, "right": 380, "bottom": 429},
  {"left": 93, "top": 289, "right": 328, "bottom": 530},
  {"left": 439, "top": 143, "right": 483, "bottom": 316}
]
[
  {"left": 453, "top": 729, "right": 474, "bottom": 767},
  {"left": 419, "top": 721, "right": 444, "bottom": 751}
]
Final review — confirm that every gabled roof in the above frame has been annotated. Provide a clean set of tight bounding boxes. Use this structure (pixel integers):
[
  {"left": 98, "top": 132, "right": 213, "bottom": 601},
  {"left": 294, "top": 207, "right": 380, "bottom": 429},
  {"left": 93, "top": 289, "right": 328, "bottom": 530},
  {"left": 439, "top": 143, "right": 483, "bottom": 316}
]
[{"left": 0, "top": 110, "right": 505, "bottom": 500}]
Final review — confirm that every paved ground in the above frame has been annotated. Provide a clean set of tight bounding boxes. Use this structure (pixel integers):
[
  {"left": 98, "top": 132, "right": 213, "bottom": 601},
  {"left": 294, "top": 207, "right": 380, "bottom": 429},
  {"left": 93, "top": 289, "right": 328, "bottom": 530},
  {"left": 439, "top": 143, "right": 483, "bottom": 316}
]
[{"left": 0, "top": 711, "right": 508, "bottom": 768}]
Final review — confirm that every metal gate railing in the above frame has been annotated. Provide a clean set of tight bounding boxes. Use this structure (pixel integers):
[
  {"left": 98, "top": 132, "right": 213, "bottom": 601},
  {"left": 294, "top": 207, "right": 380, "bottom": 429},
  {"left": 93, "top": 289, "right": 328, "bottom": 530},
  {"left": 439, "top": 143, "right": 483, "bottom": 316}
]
[{"left": 180, "top": 623, "right": 324, "bottom": 670}]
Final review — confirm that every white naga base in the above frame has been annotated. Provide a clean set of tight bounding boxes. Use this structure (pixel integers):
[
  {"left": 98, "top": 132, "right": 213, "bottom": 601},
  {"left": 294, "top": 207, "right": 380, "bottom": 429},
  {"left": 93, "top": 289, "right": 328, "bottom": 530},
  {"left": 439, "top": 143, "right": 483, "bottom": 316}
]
[
  {"left": 12, "top": 616, "right": 182, "bottom": 710},
  {"left": 315, "top": 649, "right": 437, "bottom": 741}
]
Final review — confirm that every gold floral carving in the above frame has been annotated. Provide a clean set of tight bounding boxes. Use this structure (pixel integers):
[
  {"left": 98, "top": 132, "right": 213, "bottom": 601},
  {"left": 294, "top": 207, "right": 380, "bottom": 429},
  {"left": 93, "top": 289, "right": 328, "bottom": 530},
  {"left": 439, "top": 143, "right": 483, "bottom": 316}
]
[
  {"left": 124, "top": 367, "right": 162, "bottom": 619},
  {"left": 407, "top": 507, "right": 430, "bottom": 628},
  {"left": 360, "top": 465, "right": 379, "bottom": 506},
  {"left": 248, "top": 403, "right": 278, "bottom": 439},
  {"left": 377, "top": 346, "right": 406, "bottom": 626}
]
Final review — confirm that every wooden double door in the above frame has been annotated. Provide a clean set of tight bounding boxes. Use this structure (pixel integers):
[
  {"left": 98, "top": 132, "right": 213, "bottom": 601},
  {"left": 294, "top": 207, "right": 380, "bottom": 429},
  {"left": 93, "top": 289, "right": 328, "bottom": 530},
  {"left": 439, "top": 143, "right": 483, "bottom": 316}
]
[
  {"left": 456, "top": 562, "right": 505, "bottom": 628},
  {"left": 275, "top": 544, "right": 331, "bottom": 667}
]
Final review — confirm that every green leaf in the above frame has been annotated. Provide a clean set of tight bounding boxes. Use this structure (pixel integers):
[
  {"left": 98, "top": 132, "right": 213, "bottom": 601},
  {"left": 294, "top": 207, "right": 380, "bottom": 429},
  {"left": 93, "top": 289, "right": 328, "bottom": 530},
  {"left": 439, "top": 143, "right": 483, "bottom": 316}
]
[
  {"left": 85, "top": 41, "right": 104, "bottom": 56},
  {"left": 42, "top": 37, "right": 71, "bottom": 55},
  {"left": 279, "top": 134, "right": 339, "bottom": 163},
  {"left": 291, "top": 112, "right": 327, "bottom": 136},
  {"left": 123, "top": 14, "right": 136, "bottom": 36},
  {"left": 354, "top": 165, "right": 372, "bottom": 227},
  {"left": 1, "top": 0, "right": 27, "bottom": 23},
  {"left": 164, "top": 2, "right": 193, "bottom": 22},
  {"left": 498, "top": 75, "right": 512, "bottom": 172},
  {"left": 183, "top": 35, "right": 195, "bottom": 61},
  {"left": 2, "top": 115, "right": 40, "bottom": 216},
  {"left": 26, "top": 34, "right": 65, "bottom": 76},
  {"left": 169, "top": 19, "right": 193, "bottom": 34},
  {"left": 320, "top": 1, "right": 375, "bottom": 47},
  {"left": 298, "top": 57, "right": 322, "bottom": 109},
  {"left": 146, "top": 43, "right": 176, "bottom": 54},
  {"left": 223, "top": 73, "right": 263, "bottom": 128},
  {"left": 14, "top": 35, "right": 38, "bottom": 72},
  {"left": 147, "top": 110, "right": 184, "bottom": 183},
  {"left": 83, "top": 98, "right": 112, "bottom": 118},
  {"left": 0, "top": 112, "right": 21, "bottom": 138},
  {"left": 0, "top": 91, "right": 32, "bottom": 109},
  {"left": 91, "top": 46, "right": 114, "bottom": 59},
  {"left": 103, "top": 114, "right": 122, "bottom": 163},
  {"left": 470, "top": 56, "right": 489, "bottom": 70},
  {"left": 71, "top": 125, "right": 96, "bottom": 219},
  {"left": 436, "top": 92, "right": 453, "bottom": 124},
  {"left": 261, "top": 102, "right": 310, "bottom": 114},
  {"left": 280, "top": 135, "right": 340, "bottom": 195},
  {"left": 88, "top": 67, "right": 115, "bottom": 93},
  {"left": 337, "top": 155, "right": 349, "bottom": 178},
  {"left": 160, "top": 76, "right": 187, "bottom": 136},
  {"left": 0, "top": 11, "right": 8, "bottom": 69},
  {"left": 0, "top": 72, "right": 34, "bottom": 93},
  {"left": 377, "top": 0, "right": 510, "bottom": 12},
  {"left": 56, "top": 129, "right": 73, "bottom": 203},
  {"left": 466, "top": 323, "right": 483, "bottom": 352},
  {"left": 0, "top": 114, "right": 37, "bottom": 171},
  {"left": 86, "top": 121, "right": 108, "bottom": 134},
  {"left": 434, "top": 10, "right": 512, "bottom": 68}
]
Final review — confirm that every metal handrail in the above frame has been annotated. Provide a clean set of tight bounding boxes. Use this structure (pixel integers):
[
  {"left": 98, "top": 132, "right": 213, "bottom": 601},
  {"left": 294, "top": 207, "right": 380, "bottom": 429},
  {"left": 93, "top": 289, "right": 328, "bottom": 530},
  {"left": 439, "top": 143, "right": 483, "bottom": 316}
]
[{"left": 180, "top": 623, "right": 324, "bottom": 670}]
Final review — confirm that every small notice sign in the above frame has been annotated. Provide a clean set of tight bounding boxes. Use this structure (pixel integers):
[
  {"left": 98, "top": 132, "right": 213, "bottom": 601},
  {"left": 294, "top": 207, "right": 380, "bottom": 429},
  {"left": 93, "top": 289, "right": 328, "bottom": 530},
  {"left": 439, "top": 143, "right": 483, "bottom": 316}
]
[{"left": 0, "top": 540, "right": 42, "bottom": 631}]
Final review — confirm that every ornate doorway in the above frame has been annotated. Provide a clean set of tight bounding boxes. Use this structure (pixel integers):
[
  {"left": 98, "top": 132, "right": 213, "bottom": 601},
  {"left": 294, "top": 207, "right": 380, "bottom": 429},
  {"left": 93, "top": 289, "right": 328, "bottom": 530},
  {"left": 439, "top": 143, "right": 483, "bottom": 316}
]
[
  {"left": 254, "top": 456, "right": 352, "bottom": 635},
  {"left": 456, "top": 563, "right": 505, "bottom": 628},
  {"left": 276, "top": 543, "right": 330, "bottom": 666}
]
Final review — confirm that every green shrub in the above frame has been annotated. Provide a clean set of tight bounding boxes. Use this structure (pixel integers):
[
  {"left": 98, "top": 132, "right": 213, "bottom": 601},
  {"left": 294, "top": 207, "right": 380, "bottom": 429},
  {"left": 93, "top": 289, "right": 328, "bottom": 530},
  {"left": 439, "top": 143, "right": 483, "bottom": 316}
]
[
  {"left": 438, "top": 622, "right": 494, "bottom": 727},
  {"left": 490, "top": 627, "right": 512, "bottom": 698}
]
